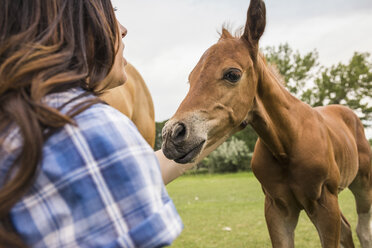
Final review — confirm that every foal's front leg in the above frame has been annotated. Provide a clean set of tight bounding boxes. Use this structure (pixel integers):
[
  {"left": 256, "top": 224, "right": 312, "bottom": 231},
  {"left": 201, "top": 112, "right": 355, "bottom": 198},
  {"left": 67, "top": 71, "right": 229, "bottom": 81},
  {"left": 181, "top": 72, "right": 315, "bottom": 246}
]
[
  {"left": 264, "top": 194, "right": 301, "bottom": 248},
  {"left": 304, "top": 184, "right": 341, "bottom": 248}
]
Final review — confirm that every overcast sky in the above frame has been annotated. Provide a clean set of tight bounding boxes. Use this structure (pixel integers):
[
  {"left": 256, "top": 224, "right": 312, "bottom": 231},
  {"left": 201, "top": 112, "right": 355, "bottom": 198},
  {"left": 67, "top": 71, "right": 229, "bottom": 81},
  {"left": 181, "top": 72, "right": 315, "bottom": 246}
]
[{"left": 112, "top": 0, "right": 372, "bottom": 138}]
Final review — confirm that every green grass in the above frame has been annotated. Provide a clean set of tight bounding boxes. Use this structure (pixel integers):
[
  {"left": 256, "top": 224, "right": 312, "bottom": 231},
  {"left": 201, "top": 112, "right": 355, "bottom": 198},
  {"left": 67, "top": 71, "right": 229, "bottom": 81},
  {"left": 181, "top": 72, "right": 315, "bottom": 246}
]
[{"left": 166, "top": 172, "right": 361, "bottom": 248}]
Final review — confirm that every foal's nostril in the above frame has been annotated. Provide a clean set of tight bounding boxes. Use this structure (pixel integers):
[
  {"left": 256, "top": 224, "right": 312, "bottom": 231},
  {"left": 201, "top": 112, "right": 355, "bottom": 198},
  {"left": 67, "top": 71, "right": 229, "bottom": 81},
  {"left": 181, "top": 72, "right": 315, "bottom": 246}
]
[{"left": 172, "top": 122, "right": 187, "bottom": 143}]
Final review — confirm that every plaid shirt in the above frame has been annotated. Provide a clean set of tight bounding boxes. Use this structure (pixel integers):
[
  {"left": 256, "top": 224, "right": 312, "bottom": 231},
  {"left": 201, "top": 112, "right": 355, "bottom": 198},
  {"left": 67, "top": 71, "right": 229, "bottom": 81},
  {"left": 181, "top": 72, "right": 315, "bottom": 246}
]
[{"left": 0, "top": 88, "right": 183, "bottom": 248}]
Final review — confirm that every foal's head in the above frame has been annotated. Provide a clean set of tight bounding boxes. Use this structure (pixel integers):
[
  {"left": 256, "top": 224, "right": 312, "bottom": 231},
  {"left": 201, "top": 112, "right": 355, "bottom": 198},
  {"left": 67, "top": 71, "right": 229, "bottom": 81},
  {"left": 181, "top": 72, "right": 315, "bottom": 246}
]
[{"left": 162, "top": 0, "right": 266, "bottom": 163}]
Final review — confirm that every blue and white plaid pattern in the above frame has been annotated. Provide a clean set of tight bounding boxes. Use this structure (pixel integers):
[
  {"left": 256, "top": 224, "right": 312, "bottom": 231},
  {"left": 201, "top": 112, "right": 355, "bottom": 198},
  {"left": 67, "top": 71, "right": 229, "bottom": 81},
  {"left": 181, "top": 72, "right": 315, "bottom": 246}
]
[{"left": 1, "top": 88, "right": 183, "bottom": 247}]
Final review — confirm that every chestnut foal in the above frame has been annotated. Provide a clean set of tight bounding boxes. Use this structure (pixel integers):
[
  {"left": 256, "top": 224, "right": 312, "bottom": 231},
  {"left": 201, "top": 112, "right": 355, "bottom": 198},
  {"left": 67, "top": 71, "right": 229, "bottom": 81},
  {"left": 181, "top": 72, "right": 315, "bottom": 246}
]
[{"left": 162, "top": 1, "right": 372, "bottom": 247}]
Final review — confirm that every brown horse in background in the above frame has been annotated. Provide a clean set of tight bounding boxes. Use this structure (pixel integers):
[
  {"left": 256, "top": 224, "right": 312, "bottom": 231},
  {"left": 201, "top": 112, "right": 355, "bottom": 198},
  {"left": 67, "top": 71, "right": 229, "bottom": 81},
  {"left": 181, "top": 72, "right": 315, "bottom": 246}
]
[
  {"left": 161, "top": 0, "right": 372, "bottom": 247},
  {"left": 101, "top": 63, "right": 155, "bottom": 147}
]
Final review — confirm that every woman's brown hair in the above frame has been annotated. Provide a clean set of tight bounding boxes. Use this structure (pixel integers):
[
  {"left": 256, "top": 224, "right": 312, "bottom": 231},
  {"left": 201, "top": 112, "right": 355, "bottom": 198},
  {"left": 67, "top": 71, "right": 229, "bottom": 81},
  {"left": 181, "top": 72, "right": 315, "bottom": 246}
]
[{"left": 0, "top": 0, "right": 120, "bottom": 246}]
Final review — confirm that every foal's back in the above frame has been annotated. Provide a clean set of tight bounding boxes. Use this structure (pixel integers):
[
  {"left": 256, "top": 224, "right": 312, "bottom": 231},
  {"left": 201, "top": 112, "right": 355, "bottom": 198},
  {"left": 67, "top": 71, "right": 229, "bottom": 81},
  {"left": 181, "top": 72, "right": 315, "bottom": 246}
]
[{"left": 315, "top": 104, "right": 371, "bottom": 189}]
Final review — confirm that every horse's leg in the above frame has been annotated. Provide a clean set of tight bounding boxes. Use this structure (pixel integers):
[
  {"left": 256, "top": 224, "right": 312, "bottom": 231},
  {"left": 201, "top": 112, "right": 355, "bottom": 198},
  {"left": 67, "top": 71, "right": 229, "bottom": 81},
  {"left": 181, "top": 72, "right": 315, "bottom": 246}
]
[
  {"left": 264, "top": 194, "right": 301, "bottom": 248},
  {"left": 304, "top": 184, "right": 341, "bottom": 248},
  {"left": 340, "top": 212, "right": 355, "bottom": 248},
  {"left": 349, "top": 175, "right": 372, "bottom": 248},
  {"left": 348, "top": 129, "right": 372, "bottom": 248}
]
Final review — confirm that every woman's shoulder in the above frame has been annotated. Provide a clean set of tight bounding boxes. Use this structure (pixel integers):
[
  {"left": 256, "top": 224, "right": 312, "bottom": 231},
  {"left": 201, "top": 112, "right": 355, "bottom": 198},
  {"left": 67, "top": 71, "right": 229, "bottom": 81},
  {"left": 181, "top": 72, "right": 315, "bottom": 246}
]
[
  {"left": 51, "top": 100, "right": 152, "bottom": 158},
  {"left": 43, "top": 87, "right": 154, "bottom": 165},
  {"left": 40, "top": 89, "right": 157, "bottom": 186},
  {"left": 76, "top": 101, "right": 145, "bottom": 145},
  {"left": 44, "top": 87, "right": 146, "bottom": 148}
]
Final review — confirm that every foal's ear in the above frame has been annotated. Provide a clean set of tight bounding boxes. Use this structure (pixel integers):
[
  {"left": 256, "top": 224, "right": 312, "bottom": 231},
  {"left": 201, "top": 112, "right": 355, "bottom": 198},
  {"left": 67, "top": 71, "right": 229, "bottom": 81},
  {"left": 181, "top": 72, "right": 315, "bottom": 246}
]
[
  {"left": 219, "top": 28, "right": 233, "bottom": 41},
  {"left": 241, "top": 0, "right": 266, "bottom": 55}
]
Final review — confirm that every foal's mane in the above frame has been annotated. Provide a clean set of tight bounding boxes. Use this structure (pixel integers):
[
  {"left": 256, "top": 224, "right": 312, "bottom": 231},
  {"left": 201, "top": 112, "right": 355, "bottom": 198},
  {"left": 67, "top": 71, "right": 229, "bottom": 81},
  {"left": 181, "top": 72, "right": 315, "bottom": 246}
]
[{"left": 265, "top": 62, "right": 286, "bottom": 86}]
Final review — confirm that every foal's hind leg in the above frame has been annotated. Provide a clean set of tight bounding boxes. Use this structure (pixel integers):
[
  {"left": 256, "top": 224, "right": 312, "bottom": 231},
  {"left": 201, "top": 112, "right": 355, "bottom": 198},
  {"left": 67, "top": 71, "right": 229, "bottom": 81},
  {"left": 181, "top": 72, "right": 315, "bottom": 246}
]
[
  {"left": 349, "top": 175, "right": 372, "bottom": 248},
  {"left": 349, "top": 131, "right": 372, "bottom": 248}
]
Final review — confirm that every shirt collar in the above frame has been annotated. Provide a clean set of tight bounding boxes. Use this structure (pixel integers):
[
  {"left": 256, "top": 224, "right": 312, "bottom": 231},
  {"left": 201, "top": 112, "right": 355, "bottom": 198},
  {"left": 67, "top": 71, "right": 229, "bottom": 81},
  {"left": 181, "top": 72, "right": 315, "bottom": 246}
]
[{"left": 42, "top": 87, "right": 96, "bottom": 114}]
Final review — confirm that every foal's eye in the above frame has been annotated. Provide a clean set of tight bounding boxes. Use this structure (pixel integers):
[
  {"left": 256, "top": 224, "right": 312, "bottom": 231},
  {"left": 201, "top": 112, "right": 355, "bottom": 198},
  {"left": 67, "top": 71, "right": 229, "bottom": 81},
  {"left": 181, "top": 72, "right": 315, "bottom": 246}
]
[{"left": 223, "top": 68, "right": 242, "bottom": 83}]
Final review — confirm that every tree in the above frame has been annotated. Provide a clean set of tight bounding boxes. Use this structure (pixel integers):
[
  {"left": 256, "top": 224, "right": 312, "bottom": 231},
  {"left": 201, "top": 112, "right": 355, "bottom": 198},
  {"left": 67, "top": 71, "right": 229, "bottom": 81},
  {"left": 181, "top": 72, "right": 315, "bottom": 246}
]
[
  {"left": 154, "top": 120, "right": 167, "bottom": 151},
  {"left": 263, "top": 43, "right": 319, "bottom": 100},
  {"left": 264, "top": 44, "right": 372, "bottom": 126},
  {"left": 310, "top": 52, "right": 372, "bottom": 124},
  {"left": 199, "top": 137, "right": 252, "bottom": 173}
]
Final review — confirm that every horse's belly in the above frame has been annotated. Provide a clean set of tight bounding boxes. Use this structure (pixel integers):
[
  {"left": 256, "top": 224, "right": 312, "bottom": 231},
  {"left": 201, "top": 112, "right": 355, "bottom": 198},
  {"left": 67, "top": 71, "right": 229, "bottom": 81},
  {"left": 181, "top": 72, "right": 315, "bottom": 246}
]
[{"left": 337, "top": 150, "right": 359, "bottom": 190}]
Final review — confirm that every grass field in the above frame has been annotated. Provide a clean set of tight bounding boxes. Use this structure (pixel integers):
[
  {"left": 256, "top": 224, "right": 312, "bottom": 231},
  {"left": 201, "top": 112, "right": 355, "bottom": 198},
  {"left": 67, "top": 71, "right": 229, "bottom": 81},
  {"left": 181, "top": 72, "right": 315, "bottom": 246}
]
[{"left": 166, "top": 172, "right": 361, "bottom": 248}]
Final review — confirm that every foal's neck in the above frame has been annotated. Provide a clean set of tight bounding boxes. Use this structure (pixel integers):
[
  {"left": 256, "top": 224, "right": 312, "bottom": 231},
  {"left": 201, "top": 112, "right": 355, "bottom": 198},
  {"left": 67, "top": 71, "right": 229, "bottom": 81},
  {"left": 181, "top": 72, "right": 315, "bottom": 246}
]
[{"left": 248, "top": 55, "right": 308, "bottom": 163}]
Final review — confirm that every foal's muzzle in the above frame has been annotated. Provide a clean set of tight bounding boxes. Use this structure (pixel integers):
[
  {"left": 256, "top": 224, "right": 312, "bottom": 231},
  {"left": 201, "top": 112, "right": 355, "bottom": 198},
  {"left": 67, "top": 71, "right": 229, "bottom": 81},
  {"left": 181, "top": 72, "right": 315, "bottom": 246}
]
[{"left": 161, "top": 120, "right": 206, "bottom": 164}]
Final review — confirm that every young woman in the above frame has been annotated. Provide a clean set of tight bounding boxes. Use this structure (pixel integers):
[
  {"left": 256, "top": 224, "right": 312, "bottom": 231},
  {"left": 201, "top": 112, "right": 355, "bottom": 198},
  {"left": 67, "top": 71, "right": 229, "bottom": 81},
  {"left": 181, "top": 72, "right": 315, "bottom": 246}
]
[{"left": 0, "top": 0, "right": 196, "bottom": 247}]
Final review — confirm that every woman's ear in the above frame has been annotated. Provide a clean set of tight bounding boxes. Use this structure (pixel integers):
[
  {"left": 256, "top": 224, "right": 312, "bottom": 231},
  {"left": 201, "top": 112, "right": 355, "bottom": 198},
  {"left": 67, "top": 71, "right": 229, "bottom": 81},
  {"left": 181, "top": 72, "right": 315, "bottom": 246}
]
[{"left": 241, "top": 0, "right": 266, "bottom": 58}]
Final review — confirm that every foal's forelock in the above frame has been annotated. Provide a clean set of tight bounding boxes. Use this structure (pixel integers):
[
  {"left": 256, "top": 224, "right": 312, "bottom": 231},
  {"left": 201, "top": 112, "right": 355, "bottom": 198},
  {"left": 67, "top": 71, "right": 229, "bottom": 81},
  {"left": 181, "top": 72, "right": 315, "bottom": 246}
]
[{"left": 218, "top": 25, "right": 245, "bottom": 40}]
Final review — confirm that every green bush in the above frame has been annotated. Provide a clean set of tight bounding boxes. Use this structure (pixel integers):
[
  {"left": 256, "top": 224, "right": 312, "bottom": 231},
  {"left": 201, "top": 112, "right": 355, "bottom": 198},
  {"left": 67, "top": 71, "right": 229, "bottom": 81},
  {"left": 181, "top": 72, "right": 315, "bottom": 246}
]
[{"left": 199, "top": 137, "right": 252, "bottom": 173}]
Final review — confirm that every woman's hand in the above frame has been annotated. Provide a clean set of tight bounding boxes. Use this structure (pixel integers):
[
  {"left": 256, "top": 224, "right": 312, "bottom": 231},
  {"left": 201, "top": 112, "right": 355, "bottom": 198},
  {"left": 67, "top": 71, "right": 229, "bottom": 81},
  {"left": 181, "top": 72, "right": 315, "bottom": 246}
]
[{"left": 155, "top": 150, "right": 197, "bottom": 185}]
